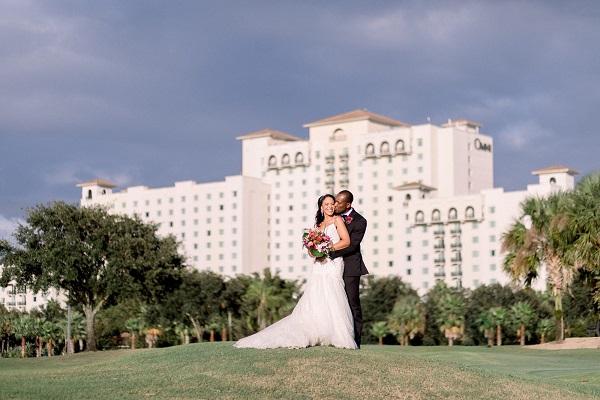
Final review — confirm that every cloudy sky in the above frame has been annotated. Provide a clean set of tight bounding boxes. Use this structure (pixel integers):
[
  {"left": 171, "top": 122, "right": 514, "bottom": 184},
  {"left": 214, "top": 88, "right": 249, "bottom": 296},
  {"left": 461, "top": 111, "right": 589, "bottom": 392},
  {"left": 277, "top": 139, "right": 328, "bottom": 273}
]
[{"left": 1, "top": 1, "right": 599, "bottom": 239}]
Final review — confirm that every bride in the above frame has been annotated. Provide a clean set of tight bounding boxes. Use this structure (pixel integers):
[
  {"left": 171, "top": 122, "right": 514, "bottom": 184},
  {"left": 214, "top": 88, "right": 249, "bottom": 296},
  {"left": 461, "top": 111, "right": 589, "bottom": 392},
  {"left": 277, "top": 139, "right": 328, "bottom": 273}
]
[{"left": 234, "top": 194, "right": 357, "bottom": 349}]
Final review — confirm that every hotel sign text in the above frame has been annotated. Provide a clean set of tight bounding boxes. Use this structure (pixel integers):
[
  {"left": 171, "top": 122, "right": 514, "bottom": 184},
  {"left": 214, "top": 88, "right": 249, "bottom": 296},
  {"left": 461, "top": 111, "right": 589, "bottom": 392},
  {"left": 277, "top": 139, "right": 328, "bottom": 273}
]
[{"left": 474, "top": 138, "right": 492, "bottom": 152}]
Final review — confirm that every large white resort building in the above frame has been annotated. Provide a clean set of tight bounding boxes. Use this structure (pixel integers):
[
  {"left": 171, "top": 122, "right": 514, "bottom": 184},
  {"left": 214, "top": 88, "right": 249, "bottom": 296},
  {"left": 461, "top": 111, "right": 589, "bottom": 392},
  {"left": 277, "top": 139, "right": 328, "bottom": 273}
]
[{"left": 73, "top": 109, "right": 577, "bottom": 295}]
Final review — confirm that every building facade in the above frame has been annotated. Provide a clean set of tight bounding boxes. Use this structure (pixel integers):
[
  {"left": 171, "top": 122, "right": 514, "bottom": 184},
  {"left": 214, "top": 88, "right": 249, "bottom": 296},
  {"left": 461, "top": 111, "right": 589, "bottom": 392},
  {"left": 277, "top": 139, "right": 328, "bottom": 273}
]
[{"left": 78, "top": 110, "right": 577, "bottom": 294}]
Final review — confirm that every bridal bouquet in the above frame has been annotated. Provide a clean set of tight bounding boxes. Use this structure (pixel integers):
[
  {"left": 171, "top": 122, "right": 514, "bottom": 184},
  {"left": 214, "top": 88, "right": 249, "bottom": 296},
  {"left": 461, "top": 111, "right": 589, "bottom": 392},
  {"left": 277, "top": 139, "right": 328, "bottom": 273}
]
[{"left": 302, "top": 228, "right": 333, "bottom": 258}]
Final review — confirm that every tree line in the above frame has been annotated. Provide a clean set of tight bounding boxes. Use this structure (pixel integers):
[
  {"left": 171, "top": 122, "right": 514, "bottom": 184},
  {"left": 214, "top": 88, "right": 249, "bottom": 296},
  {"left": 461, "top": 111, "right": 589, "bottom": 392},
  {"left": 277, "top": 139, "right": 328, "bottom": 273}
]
[{"left": 1, "top": 270, "right": 596, "bottom": 356}]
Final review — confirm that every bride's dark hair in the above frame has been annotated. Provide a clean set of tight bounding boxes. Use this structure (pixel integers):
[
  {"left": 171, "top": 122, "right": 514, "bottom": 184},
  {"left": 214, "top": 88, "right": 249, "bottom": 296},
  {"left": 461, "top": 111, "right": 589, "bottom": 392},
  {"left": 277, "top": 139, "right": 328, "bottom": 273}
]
[{"left": 315, "top": 194, "right": 336, "bottom": 227}]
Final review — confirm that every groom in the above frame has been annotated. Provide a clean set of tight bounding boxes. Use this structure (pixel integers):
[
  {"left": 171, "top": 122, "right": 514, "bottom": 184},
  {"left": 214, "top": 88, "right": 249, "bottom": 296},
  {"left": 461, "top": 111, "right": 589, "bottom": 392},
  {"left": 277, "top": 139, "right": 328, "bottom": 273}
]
[{"left": 329, "top": 190, "right": 369, "bottom": 348}]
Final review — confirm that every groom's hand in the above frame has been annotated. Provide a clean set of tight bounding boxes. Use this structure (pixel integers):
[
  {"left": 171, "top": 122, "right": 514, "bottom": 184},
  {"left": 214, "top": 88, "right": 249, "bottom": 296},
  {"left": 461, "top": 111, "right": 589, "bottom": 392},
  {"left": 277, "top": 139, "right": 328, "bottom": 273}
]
[{"left": 315, "top": 255, "right": 327, "bottom": 263}]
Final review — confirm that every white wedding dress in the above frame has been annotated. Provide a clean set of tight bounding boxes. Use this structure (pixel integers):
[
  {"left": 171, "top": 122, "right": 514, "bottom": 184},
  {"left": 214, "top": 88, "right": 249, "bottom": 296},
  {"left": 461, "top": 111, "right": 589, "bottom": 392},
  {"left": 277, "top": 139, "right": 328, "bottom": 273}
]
[{"left": 234, "top": 223, "right": 357, "bottom": 349}]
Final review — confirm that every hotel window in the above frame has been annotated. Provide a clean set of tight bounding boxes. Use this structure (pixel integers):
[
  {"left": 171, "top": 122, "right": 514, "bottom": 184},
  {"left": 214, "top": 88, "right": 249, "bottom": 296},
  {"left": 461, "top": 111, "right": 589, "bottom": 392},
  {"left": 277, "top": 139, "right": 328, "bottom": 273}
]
[
  {"left": 365, "top": 143, "right": 375, "bottom": 156},
  {"left": 489, "top": 206, "right": 495, "bottom": 214},
  {"left": 417, "top": 138, "right": 423, "bottom": 146},
  {"left": 395, "top": 140, "right": 405, "bottom": 153},
  {"left": 169, "top": 197, "right": 173, "bottom": 203},
  {"left": 489, "top": 221, "right": 496, "bottom": 228},
  {"left": 157, "top": 199, "right": 162, "bottom": 205},
  {"left": 490, "top": 235, "right": 496, "bottom": 242},
  {"left": 473, "top": 251, "right": 479, "bottom": 257},
  {"left": 181, "top": 208, "right": 186, "bottom": 214}
]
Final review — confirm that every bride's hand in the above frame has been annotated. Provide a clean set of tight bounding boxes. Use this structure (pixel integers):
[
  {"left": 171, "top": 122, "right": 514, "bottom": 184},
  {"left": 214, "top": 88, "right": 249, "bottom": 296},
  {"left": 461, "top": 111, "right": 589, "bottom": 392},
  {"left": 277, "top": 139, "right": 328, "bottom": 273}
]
[{"left": 315, "top": 255, "right": 327, "bottom": 263}]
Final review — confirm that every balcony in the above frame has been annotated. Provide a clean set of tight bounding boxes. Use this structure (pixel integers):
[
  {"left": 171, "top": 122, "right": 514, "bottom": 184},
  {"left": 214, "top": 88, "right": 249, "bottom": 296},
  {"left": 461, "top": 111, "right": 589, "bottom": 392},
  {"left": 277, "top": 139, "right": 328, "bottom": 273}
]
[
  {"left": 325, "top": 166, "right": 335, "bottom": 176},
  {"left": 451, "top": 254, "right": 462, "bottom": 262},
  {"left": 17, "top": 301, "right": 27, "bottom": 306},
  {"left": 451, "top": 228, "right": 462, "bottom": 235},
  {"left": 451, "top": 270, "right": 463, "bottom": 277},
  {"left": 434, "top": 256, "right": 445, "bottom": 264},
  {"left": 339, "top": 152, "right": 349, "bottom": 161},
  {"left": 451, "top": 242, "right": 462, "bottom": 249},
  {"left": 433, "top": 226, "right": 445, "bottom": 235},
  {"left": 434, "top": 271, "right": 446, "bottom": 278},
  {"left": 325, "top": 155, "right": 335, "bottom": 163},
  {"left": 7, "top": 302, "right": 16, "bottom": 306},
  {"left": 325, "top": 179, "right": 335, "bottom": 186},
  {"left": 434, "top": 242, "right": 445, "bottom": 249}
]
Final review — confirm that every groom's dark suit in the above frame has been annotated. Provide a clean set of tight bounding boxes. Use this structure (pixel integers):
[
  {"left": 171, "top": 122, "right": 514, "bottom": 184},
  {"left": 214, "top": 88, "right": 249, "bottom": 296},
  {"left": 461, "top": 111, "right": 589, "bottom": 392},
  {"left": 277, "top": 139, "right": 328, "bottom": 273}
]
[{"left": 329, "top": 209, "right": 368, "bottom": 346}]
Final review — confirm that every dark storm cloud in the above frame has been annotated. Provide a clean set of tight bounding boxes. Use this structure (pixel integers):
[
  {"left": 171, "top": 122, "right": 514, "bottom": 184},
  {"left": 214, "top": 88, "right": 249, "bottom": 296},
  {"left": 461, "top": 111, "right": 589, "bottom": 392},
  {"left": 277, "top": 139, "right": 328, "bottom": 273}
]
[{"left": 1, "top": 0, "right": 599, "bottom": 239}]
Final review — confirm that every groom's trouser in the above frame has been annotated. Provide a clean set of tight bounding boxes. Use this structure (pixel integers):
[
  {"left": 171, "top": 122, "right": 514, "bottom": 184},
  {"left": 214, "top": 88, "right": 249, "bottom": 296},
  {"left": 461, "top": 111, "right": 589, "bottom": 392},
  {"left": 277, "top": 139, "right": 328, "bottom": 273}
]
[{"left": 343, "top": 275, "right": 362, "bottom": 346}]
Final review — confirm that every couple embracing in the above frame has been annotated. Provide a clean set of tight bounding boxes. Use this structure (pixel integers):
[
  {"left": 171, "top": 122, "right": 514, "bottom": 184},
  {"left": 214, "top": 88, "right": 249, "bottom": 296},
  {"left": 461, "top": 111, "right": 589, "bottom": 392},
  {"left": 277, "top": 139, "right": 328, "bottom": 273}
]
[{"left": 235, "top": 190, "right": 368, "bottom": 350}]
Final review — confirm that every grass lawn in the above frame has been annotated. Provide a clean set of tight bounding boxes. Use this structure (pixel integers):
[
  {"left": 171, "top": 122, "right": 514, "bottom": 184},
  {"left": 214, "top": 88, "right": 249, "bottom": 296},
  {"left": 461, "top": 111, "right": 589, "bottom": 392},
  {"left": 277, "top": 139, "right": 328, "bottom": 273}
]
[{"left": 0, "top": 343, "right": 598, "bottom": 399}]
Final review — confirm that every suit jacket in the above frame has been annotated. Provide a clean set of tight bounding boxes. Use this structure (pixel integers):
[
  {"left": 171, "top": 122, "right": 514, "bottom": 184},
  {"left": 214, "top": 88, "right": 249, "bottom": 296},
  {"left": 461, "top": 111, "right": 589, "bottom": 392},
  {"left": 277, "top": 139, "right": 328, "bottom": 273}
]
[{"left": 330, "top": 209, "right": 369, "bottom": 277}]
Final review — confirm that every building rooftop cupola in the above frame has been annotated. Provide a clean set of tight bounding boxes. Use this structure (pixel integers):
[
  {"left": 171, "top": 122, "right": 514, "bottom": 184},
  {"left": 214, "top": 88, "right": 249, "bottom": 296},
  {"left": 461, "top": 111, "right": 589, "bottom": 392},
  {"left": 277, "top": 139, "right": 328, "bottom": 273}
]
[
  {"left": 531, "top": 165, "right": 579, "bottom": 190},
  {"left": 76, "top": 179, "right": 118, "bottom": 202}
]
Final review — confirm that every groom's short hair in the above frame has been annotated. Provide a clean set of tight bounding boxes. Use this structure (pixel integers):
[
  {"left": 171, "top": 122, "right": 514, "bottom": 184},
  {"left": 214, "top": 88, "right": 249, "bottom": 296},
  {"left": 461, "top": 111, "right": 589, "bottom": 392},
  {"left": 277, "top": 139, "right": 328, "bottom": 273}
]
[{"left": 338, "top": 190, "right": 354, "bottom": 204}]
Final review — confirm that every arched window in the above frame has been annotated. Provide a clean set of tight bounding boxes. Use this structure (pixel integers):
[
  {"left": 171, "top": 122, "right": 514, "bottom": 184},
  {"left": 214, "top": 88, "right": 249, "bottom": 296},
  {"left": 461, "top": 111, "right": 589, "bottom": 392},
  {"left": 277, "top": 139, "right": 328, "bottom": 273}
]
[
  {"left": 550, "top": 177, "right": 556, "bottom": 184},
  {"left": 395, "top": 140, "right": 405, "bottom": 153},
  {"left": 87, "top": 189, "right": 92, "bottom": 200},
  {"left": 380, "top": 141, "right": 390, "bottom": 154},
  {"left": 332, "top": 128, "right": 344, "bottom": 139},
  {"left": 448, "top": 208, "right": 458, "bottom": 220},
  {"left": 268, "top": 155, "right": 277, "bottom": 167},
  {"left": 405, "top": 194, "right": 411, "bottom": 201},
  {"left": 282, "top": 154, "right": 290, "bottom": 166},
  {"left": 365, "top": 143, "right": 375, "bottom": 156},
  {"left": 432, "top": 209, "right": 441, "bottom": 221},
  {"left": 101, "top": 189, "right": 106, "bottom": 195},
  {"left": 295, "top": 152, "right": 304, "bottom": 164},
  {"left": 415, "top": 211, "right": 424, "bottom": 223},
  {"left": 465, "top": 206, "right": 475, "bottom": 219}
]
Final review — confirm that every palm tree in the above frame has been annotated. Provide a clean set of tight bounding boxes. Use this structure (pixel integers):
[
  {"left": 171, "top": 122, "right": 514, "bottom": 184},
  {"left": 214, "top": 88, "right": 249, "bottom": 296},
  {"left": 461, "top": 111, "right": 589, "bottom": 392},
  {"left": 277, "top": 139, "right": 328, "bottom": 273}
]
[
  {"left": 489, "top": 307, "right": 508, "bottom": 346},
  {"left": 558, "top": 172, "right": 600, "bottom": 306},
  {"left": 144, "top": 327, "right": 162, "bottom": 348},
  {"left": 435, "top": 293, "right": 464, "bottom": 346},
  {"left": 388, "top": 296, "right": 425, "bottom": 346},
  {"left": 70, "top": 312, "right": 87, "bottom": 352},
  {"left": 475, "top": 309, "right": 495, "bottom": 347},
  {"left": 30, "top": 317, "right": 46, "bottom": 357},
  {"left": 243, "top": 274, "right": 290, "bottom": 331},
  {"left": 205, "top": 317, "right": 224, "bottom": 342},
  {"left": 370, "top": 321, "right": 389, "bottom": 345},
  {"left": 0, "top": 312, "right": 13, "bottom": 354},
  {"left": 510, "top": 301, "right": 536, "bottom": 346},
  {"left": 172, "top": 321, "right": 192, "bottom": 345},
  {"left": 57, "top": 312, "right": 85, "bottom": 354},
  {"left": 125, "top": 318, "right": 142, "bottom": 350},
  {"left": 501, "top": 193, "right": 576, "bottom": 342},
  {"left": 41, "top": 320, "right": 60, "bottom": 356},
  {"left": 537, "top": 318, "right": 554, "bottom": 344},
  {"left": 11, "top": 315, "right": 32, "bottom": 358}
]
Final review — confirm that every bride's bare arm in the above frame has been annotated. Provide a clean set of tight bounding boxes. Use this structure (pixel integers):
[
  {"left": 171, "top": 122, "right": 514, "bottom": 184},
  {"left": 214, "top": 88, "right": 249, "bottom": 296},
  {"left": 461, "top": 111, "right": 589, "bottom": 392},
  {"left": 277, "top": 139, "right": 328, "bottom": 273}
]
[{"left": 331, "top": 216, "right": 350, "bottom": 251}]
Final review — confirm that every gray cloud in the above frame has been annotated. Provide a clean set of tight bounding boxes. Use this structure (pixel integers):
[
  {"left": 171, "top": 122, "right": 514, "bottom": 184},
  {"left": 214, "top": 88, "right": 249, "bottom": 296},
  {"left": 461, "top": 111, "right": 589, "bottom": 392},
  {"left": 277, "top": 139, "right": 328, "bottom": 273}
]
[{"left": 0, "top": 0, "right": 599, "bottom": 223}]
